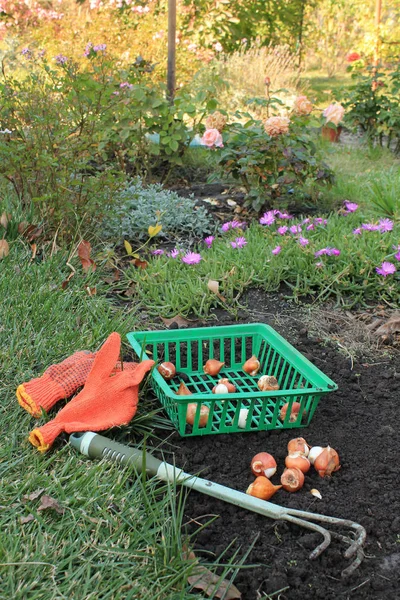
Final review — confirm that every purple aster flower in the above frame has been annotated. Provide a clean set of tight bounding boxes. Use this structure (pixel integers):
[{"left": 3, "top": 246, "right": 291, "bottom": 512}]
[
  {"left": 84, "top": 43, "right": 93, "bottom": 57},
  {"left": 290, "top": 224, "right": 302, "bottom": 234},
  {"left": 306, "top": 223, "right": 315, "bottom": 231},
  {"left": 55, "top": 54, "right": 68, "bottom": 64},
  {"left": 353, "top": 228, "right": 362, "bottom": 235},
  {"left": 152, "top": 249, "right": 164, "bottom": 255},
  {"left": 314, "top": 247, "right": 340, "bottom": 257},
  {"left": 230, "top": 236, "right": 247, "bottom": 249},
  {"left": 231, "top": 220, "right": 246, "bottom": 229},
  {"left": 343, "top": 201, "right": 359, "bottom": 213},
  {"left": 275, "top": 211, "right": 293, "bottom": 220},
  {"left": 272, "top": 245, "right": 281, "bottom": 255},
  {"left": 21, "top": 47, "right": 33, "bottom": 57},
  {"left": 277, "top": 226, "right": 288, "bottom": 235},
  {"left": 395, "top": 251, "right": 400, "bottom": 261},
  {"left": 167, "top": 248, "right": 179, "bottom": 258},
  {"left": 93, "top": 44, "right": 107, "bottom": 53},
  {"left": 181, "top": 252, "right": 202, "bottom": 265},
  {"left": 204, "top": 236, "right": 215, "bottom": 248},
  {"left": 378, "top": 218, "right": 393, "bottom": 233},
  {"left": 315, "top": 248, "right": 328, "bottom": 257},
  {"left": 362, "top": 223, "right": 380, "bottom": 231},
  {"left": 376, "top": 261, "right": 396, "bottom": 277},
  {"left": 259, "top": 211, "right": 275, "bottom": 226},
  {"left": 120, "top": 82, "right": 134, "bottom": 89},
  {"left": 393, "top": 245, "right": 400, "bottom": 251},
  {"left": 112, "top": 91, "right": 120, "bottom": 96},
  {"left": 302, "top": 218, "right": 310, "bottom": 224},
  {"left": 299, "top": 237, "right": 309, "bottom": 246},
  {"left": 221, "top": 221, "right": 231, "bottom": 232}
]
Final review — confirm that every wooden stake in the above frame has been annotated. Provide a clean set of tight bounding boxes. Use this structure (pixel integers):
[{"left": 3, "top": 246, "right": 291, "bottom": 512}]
[{"left": 167, "top": 0, "right": 176, "bottom": 102}]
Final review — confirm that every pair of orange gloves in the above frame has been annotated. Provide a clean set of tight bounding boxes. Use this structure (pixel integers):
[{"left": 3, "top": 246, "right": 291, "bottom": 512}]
[{"left": 16, "top": 332, "right": 154, "bottom": 452}]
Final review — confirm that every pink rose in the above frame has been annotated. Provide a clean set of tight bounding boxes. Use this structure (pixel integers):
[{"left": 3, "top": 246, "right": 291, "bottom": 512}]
[
  {"left": 264, "top": 116, "right": 290, "bottom": 137},
  {"left": 201, "top": 128, "right": 224, "bottom": 148},
  {"left": 293, "top": 95, "right": 313, "bottom": 116},
  {"left": 323, "top": 103, "right": 345, "bottom": 126}
]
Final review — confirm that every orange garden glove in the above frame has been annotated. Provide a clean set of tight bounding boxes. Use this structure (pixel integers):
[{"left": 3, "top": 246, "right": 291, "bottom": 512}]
[
  {"left": 29, "top": 332, "right": 154, "bottom": 452},
  {"left": 17, "top": 350, "right": 138, "bottom": 418}
]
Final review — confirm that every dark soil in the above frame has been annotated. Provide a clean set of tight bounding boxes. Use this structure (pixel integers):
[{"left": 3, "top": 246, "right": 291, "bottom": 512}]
[{"left": 148, "top": 289, "right": 400, "bottom": 600}]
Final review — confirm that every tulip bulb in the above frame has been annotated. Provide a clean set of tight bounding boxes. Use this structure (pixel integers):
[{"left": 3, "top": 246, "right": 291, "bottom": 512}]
[
  {"left": 157, "top": 361, "right": 176, "bottom": 380},
  {"left": 251, "top": 452, "right": 277, "bottom": 479},
  {"left": 242, "top": 355, "right": 260, "bottom": 376},
  {"left": 308, "top": 446, "right": 324, "bottom": 465},
  {"left": 279, "top": 401, "right": 301, "bottom": 422},
  {"left": 246, "top": 476, "right": 282, "bottom": 500},
  {"left": 314, "top": 446, "right": 341, "bottom": 478},
  {"left": 176, "top": 382, "right": 192, "bottom": 396},
  {"left": 280, "top": 467, "right": 305, "bottom": 492},
  {"left": 287, "top": 437, "right": 309, "bottom": 457},
  {"left": 212, "top": 383, "right": 229, "bottom": 394},
  {"left": 257, "top": 375, "right": 280, "bottom": 391},
  {"left": 186, "top": 403, "right": 209, "bottom": 427},
  {"left": 203, "top": 359, "right": 225, "bottom": 376},
  {"left": 218, "top": 378, "right": 236, "bottom": 393},
  {"left": 285, "top": 452, "right": 311, "bottom": 474}
]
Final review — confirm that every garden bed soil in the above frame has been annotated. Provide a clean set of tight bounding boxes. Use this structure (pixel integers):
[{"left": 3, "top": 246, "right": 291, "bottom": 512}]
[{"left": 147, "top": 289, "right": 400, "bottom": 600}]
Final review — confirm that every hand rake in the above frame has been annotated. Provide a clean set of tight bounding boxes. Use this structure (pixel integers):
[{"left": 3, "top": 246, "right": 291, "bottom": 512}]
[{"left": 70, "top": 431, "right": 366, "bottom": 578}]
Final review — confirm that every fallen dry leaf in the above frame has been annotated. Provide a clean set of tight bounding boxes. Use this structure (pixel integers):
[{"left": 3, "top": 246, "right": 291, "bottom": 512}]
[
  {"left": 30, "top": 243, "right": 37, "bottom": 261},
  {"left": 374, "top": 313, "right": 400, "bottom": 337},
  {"left": 37, "top": 495, "right": 64, "bottom": 515},
  {"left": 78, "top": 240, "right": 96, "bottom": 273},
  {"left": 85, "top": 286, "right": 97, "bottom": 296},
  {"left": 20, "top": 514, "right": 35, "bottom": 525},
  {"left": 22, "top": 488, "right": 45, "bottom": 502},
  {"left": 160, "top": 315, "right": 193, "bottom": 328},
  {"left": 183, "top": 547, "right": 241, "bottom": 599},
  {"left": 20, "top": 224, "right": 43, "bottom": 242},
  {"left": 130, "top": 258, "right": 148, "bottom": 269},
  {"left": 207, "top": 279, "right": 226, "bottom": 303},
  {"left": 0, "top": 239, "right": 9, "bottom": 258},
  {"left": 124, "top": 283, "right": 136, "bottom": 297},
  {"left": 188, "top": 566, "right": 241, "bottom": 599},
  {"left": 61, "top": 271, "right": 75, "bottom": 290},
  {"left": 0, "top": 212, "right": 8, "bottom": 228}
]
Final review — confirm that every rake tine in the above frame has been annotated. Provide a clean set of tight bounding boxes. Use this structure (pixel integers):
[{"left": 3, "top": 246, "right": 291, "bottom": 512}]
[
  {"left": 282, "top": 507, "right": 367, "bottom": 577},
  {"left": 283, "top": 514, "right": 331, "bottom": 558},
  {"left": 284, "top": 507, "right": 367, "bottom": 558}
]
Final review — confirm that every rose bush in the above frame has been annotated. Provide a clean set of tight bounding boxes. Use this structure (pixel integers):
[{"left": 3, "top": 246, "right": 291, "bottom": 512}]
[{"left": 205, "top": 100, "right": 333, "bottom": 212}]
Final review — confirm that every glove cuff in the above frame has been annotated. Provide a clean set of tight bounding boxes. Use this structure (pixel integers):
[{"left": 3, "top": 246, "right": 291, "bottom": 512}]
[
  {"left": 29, "top": 420, "right": 65, "bottom": 452},
  {"left": 16, "top": 373, "right": 65, "bottom": 418}
]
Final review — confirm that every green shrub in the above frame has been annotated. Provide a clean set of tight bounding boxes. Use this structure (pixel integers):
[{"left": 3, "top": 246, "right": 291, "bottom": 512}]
[
  {"left": 0, "top": 49, "right": 218, "bottom": 234},
  {"left": 102, "top": 178, "right": 214, "bottom": 241},
  {"left": 207, "top": 111, "right": 333, "bottom": 213},
  {"left": 340, "top": 63, "right": 400, "bottom": 153}
]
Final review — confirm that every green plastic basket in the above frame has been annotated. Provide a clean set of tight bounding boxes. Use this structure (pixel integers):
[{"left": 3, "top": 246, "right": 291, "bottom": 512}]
[{"left": 127, "top": 323, "right": 337, "bottom": 437}]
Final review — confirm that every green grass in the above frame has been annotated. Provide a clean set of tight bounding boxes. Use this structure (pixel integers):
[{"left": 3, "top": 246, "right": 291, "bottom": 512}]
[
  {"left": 0, "top": 244, "right": 252, "bottom": 599},
  {"left": 300, "top": 70, "right": 352, "bottom": 107},
  {"left": 321, "top": 145, "right": 400, "bottom": 218}
]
